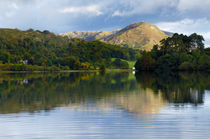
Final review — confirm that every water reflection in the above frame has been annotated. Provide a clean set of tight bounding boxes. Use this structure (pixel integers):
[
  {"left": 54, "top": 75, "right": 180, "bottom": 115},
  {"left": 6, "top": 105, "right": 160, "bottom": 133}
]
[
  {"left": 0, "top": 72, "right": 209, "bottom": 115},
  {"left": 96, "top": 89, "right": 166, "bottom": 116},
  {"left": 135, "top": 72, "right": 207, "bottom": 105}
]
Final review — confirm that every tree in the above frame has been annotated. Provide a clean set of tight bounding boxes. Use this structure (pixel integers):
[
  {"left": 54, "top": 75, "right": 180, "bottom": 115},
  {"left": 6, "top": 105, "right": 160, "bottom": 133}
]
[
  {"left": 65, "top": 56, "right": 81, "bottom": 70},
  {"left": 189, "top": 33, "right": 205, "bottom": 51},
  {"left": 179, "top": 62, "right": 193, "bottom": 71},
  {"left": 0, "top": 51, "right": 10, "bottom": 64},
  {"left": 159, "top": 33, "right": 205, "bottom": 54},
  {"left": 156, "top": 54, "right": 181, "bottom": 71},
  {"left": 135, "top": 52, "right": 155, "bottom": 71},
  {"left": 198, "top": 54, "right": 210, "bottom": 70}
]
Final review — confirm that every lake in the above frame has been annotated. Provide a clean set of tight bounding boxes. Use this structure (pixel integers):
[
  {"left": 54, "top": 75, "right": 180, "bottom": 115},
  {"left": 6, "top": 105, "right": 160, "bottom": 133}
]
[{"left": 0, "top": 72, "right": 209, "bottom": 139}]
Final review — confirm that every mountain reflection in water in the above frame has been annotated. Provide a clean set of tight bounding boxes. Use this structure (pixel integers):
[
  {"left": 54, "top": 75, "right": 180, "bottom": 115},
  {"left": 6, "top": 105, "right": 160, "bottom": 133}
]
[
  {"left": 95, "top": 89, "right": 166, "bottom": 117},
  {"left": 0, "top": 72, "right": 208, "bottom": 115}
]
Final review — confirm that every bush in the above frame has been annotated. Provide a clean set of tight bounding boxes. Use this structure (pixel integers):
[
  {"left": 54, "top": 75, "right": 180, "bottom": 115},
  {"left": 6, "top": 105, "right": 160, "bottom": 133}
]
[
  {"left": 81, "top": 62, "right": 91, "bottom": 70},
  {"left": 60, "top": 66, "right": 70, "bottom": 70},
  {"left": 50, "top": 65, "right": 60, "bottom": 71},
  {"left": 179, "top": 62, "right": 193, "bottom": 71}
]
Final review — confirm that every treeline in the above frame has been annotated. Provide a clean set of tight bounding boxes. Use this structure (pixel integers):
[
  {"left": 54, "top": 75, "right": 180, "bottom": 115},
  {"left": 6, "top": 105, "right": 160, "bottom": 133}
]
[
  {"left": 0, "top": 28, "right": 139, "bottom": 71},
  {"left": 135, "top": 33, "right": 210, "bottom": 72}
]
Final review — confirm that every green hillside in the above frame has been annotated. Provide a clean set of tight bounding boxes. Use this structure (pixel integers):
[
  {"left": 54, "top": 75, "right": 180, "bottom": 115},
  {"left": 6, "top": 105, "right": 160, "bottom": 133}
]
[{"left": 0, "top": 28, "right": 140, "bottom": 71}]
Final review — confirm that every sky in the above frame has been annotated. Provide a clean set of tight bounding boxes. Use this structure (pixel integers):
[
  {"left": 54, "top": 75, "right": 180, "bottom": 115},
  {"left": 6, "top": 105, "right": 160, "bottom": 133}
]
[{"left": 1, "top": 0, "right": 210, "bottom": 46}]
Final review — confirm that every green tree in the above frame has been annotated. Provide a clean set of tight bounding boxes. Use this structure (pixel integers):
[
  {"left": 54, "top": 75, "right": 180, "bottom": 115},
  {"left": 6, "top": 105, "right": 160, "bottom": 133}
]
[
  {"left": 189, "top": 33, "right": 205, "bottom": 51},
  {"left": 135, "top": 52, "right": 155, "bottom": 71}
]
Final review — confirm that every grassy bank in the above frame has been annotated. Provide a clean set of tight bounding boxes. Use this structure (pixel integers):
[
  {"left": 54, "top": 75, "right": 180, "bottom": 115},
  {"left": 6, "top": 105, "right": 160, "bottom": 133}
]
[
  {"left": 111, "top": 58, "right": 135, "bottom": 69},
  {"left": 0, "top": 63, "right": 136, "bottom": 73}
]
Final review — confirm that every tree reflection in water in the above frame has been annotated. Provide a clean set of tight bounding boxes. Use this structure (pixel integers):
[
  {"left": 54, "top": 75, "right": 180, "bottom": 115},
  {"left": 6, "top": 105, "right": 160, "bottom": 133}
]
[{"left": 0, "top": 72, "right": 208, "bottom": 115}]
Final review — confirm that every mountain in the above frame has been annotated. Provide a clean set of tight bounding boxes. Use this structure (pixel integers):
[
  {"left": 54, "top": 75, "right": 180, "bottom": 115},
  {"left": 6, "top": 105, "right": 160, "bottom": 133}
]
[
  {"left": 59, "top": 30, "right": 120, "bottom": 41},
  {"left": 103, "top": 22, "right": 168, "bottom": 51},
  {"left": 60, "top": 22, "right": 168, "bottom": 51}
]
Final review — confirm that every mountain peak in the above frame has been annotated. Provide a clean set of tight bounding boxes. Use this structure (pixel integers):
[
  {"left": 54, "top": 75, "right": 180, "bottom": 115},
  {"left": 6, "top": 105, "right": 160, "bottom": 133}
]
[
  {"left": 118, "top": 22, "right": 160, "bottom": 34},
  {"left": 120, "top": 22, "right": 151, "bottom": 31},
  {"left": 104, "top": 22, "right": 168, "bottom": 50}
]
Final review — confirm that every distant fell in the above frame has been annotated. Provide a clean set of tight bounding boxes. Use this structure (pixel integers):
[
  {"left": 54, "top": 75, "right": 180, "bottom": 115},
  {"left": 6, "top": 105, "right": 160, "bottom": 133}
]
[
  {"left": 59, "top": 29, "right": 120, "bottom": 41},
  {"left": 60, "top": 22, "right": 168, "bottom": 51}
]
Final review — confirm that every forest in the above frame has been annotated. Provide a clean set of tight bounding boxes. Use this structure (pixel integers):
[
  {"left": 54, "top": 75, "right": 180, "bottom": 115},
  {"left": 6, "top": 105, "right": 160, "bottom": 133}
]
[
  {"left": 1, "top": 28, "right": 210, "bottom": 72},
  {"left": 0, "top": 29, "right": 139, "bottom": 71},
  {"left": 135, "top": 33, "right": 210, "bottom": 72}
]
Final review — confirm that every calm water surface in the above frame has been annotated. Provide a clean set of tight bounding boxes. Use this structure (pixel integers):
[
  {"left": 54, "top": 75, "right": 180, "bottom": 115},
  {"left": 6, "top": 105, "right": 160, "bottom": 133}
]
[{"left": 0, "top": 72, "right": 209, "bottom": 139}]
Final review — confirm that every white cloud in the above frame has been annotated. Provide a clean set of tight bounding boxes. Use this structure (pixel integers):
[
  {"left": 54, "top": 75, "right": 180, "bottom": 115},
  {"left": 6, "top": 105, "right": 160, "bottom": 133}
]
[
  {"left": 59, "top": 5, "right": 103, "bottom": 16},
  {"left": 156, "top": 18, "right": 210, "bottom": 46},
  {"left": 112, "top": 11, "right": 122, "bottom": 17},
  {"left": 156, "top": 18, "right": 209, "bottom": 34}
]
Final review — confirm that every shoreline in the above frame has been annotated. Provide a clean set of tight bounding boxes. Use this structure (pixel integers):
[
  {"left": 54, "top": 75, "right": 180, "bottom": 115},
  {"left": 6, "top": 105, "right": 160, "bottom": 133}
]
[
  {"left": 0, "top": 69, "right": 136, "bottom": 73},
  {"left": 0, "top": 69, "right": 209, "bottom": 74}
]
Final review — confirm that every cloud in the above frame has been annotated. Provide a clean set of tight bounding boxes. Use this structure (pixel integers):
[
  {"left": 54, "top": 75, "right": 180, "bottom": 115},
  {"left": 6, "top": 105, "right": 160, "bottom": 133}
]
[
  {"left": 156, "top": 18, "right": 209, "bottom": 34},
  {"left": 59, "top": 5, "right": 103, "bottom": 16},
  {"left": 109, "top": 0, "right": 210, "bottom": 18},
  {"left": 111, "top": 0, "right": 177, "bottom": 17},
  {"left": 0, "top": 0, "right": 210, "bottom": 39},
  {"left": 0, "top": 1, "right": 18, "bottom": 18},
  {"left": 156, "top": 18, "right": 210, "bottom": 46},
  {"left": 112, "top": 11, "right": 122, "bottom": 17},
  {"left": 177, "top": 0, "right": 210, "bottom": 12},
  {"left": 0, "top": 0, "right": 43, "bottom": 19}
]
